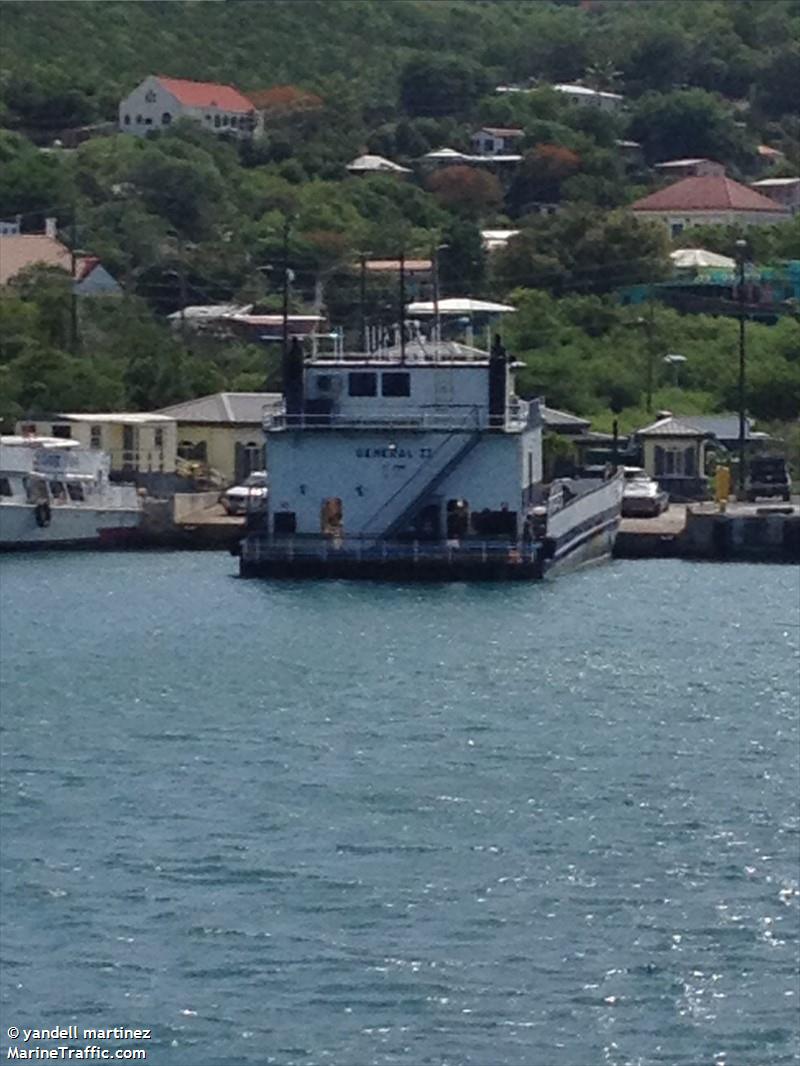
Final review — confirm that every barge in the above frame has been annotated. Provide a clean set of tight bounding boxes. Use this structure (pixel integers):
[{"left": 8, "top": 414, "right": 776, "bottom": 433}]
[{"left": 239, "top": 335, "right": 622, "bottom": 580}]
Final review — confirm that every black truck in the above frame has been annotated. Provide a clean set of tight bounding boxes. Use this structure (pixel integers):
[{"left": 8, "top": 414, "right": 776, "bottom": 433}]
[{"left": 746, "top": 456, "right": 792, "bottom": 502}]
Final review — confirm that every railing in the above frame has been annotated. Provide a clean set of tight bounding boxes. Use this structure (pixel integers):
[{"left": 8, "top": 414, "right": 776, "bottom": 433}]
[
  {"left": 241, "top": 533, "right": 541, "bottom": 567},
  {"left": 262, "top": 401, "right": 531, "bottom": 432},
  {"left": 106, "top": 449, "right": 168, "bottom": 473}
]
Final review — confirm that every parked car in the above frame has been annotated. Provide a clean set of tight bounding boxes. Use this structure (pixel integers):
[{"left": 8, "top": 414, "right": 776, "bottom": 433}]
[
  {"left": 622, "top": 467, "right": 669, "bottom": 518},
  {"left": 746, "top": 456, "right": 791, "bottom": 502},
  {"left": 222, "top": 471, "right": 268, "bottom": 515}
]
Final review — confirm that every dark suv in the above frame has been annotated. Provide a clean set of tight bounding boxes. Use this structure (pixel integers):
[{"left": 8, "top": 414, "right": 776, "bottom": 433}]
[{"left": 746, "top": 456, "right": 791, "bottom": 502}]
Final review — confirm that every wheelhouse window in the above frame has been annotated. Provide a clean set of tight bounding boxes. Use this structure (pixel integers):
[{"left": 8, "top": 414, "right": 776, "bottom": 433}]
[
  {"left": 381, "top": 372, "right": 410, "bottom": 397},
  {"left": 66, "top": 482, "right": 85, "bottom": 502},
  {"left": 348, "top": 372, "right": 377, "bottom": 397},
  {"left": 0, "top": 477, "right": 12, "bottom": 497},
  {"left": 49, "top": 481, "right": 66, "bottom": 500}
]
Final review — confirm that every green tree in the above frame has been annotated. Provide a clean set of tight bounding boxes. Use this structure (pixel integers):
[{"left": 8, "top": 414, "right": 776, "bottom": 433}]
[
  {"left": 400, "top": 55, "right": 489, "bottom": 118},
  {"left": 629, "top": 89, "right": 750, "bottom": 165}
]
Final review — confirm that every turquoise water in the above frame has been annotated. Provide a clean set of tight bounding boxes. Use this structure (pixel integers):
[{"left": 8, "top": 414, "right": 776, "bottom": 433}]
[{"left": 1, "top": 553, "right": 798, "bottom": 1066}]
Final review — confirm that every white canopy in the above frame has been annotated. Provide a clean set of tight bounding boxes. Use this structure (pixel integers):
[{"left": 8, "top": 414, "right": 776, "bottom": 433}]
[
  {"left": 670, "top": 248, "right": 735, "bottom": 269},
  {"left": 406, "top": 297, "right": 516, "bottom": 315}
]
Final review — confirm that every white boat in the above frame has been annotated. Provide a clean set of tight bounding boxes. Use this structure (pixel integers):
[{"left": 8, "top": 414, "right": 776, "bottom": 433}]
[
  {"left": 0, "top": 435, "right": 142, "bottom": 549},
  {"left": 238, "top": 334, "right": 622, "bottom": 580}
]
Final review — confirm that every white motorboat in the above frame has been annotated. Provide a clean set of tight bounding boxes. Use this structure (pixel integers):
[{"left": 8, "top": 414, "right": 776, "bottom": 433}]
[{"left": 0, "top": 435, "right": 142, "bottom": 549}]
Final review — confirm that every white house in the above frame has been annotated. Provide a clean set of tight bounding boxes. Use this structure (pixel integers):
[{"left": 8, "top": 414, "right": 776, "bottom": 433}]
[
  {"left": 552, "top": 83, "right": 625, "bottom": 113},
  {"left": 118, "top": 75, "right": 258, "bottom": 138},
  {"left": 471, "top": 127, "right": 524, "bottom": 156}
]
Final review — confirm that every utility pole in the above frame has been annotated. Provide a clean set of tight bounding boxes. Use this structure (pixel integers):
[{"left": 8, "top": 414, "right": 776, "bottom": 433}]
[
  {"left": 359, "top": 252, "right": 368, "bottom": 353},
  {"left": 645, "top": 301, "right": 656, "bottom": 413},
  {"left": 69, "top": 208, "right": 79, "bottom": 353},
  {"left": 735, "top": 239, "right": 748, "bottom": 497},
  {"left": 281, "top": 215, "right": 291, "bottom": 363},
  {"left": 399, "top": 250, "right": 406, "bottom": 365},
  {"left": 432, "top": 242, "right": 448, "bottom": 352},
  {"left": 177, "top": 236, "right": 188, "bottom": 349}
]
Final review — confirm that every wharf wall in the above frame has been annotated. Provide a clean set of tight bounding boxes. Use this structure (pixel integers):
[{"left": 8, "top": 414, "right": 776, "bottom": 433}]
[{"left": 615, "top": 505, "right": 800, "bottom": 563}]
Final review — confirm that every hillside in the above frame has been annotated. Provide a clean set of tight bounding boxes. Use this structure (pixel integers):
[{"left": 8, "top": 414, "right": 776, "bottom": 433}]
[{"left": 0, "top": 0, "right": 798, "bottom": 438}]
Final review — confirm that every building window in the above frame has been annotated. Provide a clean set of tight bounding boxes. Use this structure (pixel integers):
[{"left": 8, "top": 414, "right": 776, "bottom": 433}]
[
  {"left": 136, "top": 114, "right": 143, "bottom": 124},
  {"left": 381, "top": 372, "right": 410, "bottom": 397},
  {"left": 348, "top": 372, "right": 377, "bottom": 397},
  {"left": 51, "top": 424, "right": 72, "bottom": 439},
  {"left": 0, "top": 477, "right": 12, "bottom": 497},
  {"left": 161, "top": 112, "right": 172, "bottom": 125},
  {"left": 670, "top": 221, "right": 684, "bottom": 237},
  {"left": 124, "top": 114, "right": 131, "bottom": 125},
  {"left": 144, "top": 117, "right": 152, "bottom": 125},
  {"left": 154, "top": 428, "right": 164, "bottom": 449},
  {"left": 214, "top": 115, "right": 221, "bottom": 128},
  {"left": 90, "top": 425, "right": 102, "bottom": 449}
]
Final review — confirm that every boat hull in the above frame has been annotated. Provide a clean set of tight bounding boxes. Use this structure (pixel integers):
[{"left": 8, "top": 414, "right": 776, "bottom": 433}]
[{"left": 0, "top": 503, "right": 141, "bottom": 550}]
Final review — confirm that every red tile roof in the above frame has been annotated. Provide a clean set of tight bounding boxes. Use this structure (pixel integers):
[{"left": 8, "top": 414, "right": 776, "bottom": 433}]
[
  {"left": 631, "top": 175, "right": 787, "bottom": 213},
  {"left": 156, "top": 76, "right": 254, "bottom": 113}
]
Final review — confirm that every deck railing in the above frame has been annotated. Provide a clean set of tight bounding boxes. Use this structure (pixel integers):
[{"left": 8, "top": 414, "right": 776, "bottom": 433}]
[
  {"left": 262, "top": 400, "right": 531, "bottom": 433},
  {"left": 241, "top": 533, "right": 540, "bottom": 566}
]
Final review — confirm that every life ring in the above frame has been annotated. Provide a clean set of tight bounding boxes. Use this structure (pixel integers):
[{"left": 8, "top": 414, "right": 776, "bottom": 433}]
[{"left": 35, "top": 501, "right": 51, "bottom": 528}]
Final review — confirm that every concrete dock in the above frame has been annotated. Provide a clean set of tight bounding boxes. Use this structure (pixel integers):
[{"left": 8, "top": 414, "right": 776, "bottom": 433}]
[{"left": 615, "top": 500, "right": 800, "bottom": 562}]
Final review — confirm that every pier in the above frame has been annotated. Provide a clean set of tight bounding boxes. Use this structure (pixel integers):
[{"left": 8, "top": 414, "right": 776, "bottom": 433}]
[{"left": 615, "top": 501, "right": 800, "bottom": 562}]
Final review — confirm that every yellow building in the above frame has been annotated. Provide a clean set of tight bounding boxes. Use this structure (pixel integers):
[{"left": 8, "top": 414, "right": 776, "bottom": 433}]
[
  {"left": 157, "top": 392, "right": 277, "bottom": 484},
  {"left": 636, "top": 415, "right": 710, "bottom": 499},
  {"left": 16, "top": 412, "right": 177, "bottom": 476}
]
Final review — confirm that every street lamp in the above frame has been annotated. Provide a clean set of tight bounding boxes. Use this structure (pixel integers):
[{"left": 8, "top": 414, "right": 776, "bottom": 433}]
[
  {"left": 663, "top": 352, "right": 687, "bottom": 387},
  {"left": 735, "top": 238, "right": 748, "bottom": 497}
]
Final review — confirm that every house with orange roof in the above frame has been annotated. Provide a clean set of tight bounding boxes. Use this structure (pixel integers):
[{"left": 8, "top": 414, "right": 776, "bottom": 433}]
[
  {"left": 118, "top": 75, "right": 259, "bottom": 138},
  {"left": 630, "top": 174, "right": 793, "bottom": 238},
  {"left": 0, "top": 220, "right": 121, "bottom": 294}
]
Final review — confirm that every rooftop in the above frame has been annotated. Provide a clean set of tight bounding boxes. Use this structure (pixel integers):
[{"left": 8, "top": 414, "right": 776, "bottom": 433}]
[
  {"left": 553, "top": 83, "right": 624, "bottom": 101},
  {"left": 750, "top": 177, "right": 800, "bottom": 188},
  {"left": 477, "top": 127, "right": 524, "bottom": 137},
  {"left": 654, "top": 157, "right": 711, "bottom": 169},
  {"left": 631, "top": 175, "right": 790, "bottom": 213},
  {"left": 155, "top": 76, "right": 254, "bottom": 113},
  {"left": 636, "top": 416, "right": 710, "bottom": 438},
  {"left": 346, "top": 154, "right": 411, "bottom": 174},
  {"left": 0, "top": 234, "right": 70, "bottom": 284},
  {"left": 157, "top": 391, "right": 281, "bottom": 424},
  {"left": 59, "top": 412, "right": 175, "bottom": 425}
]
